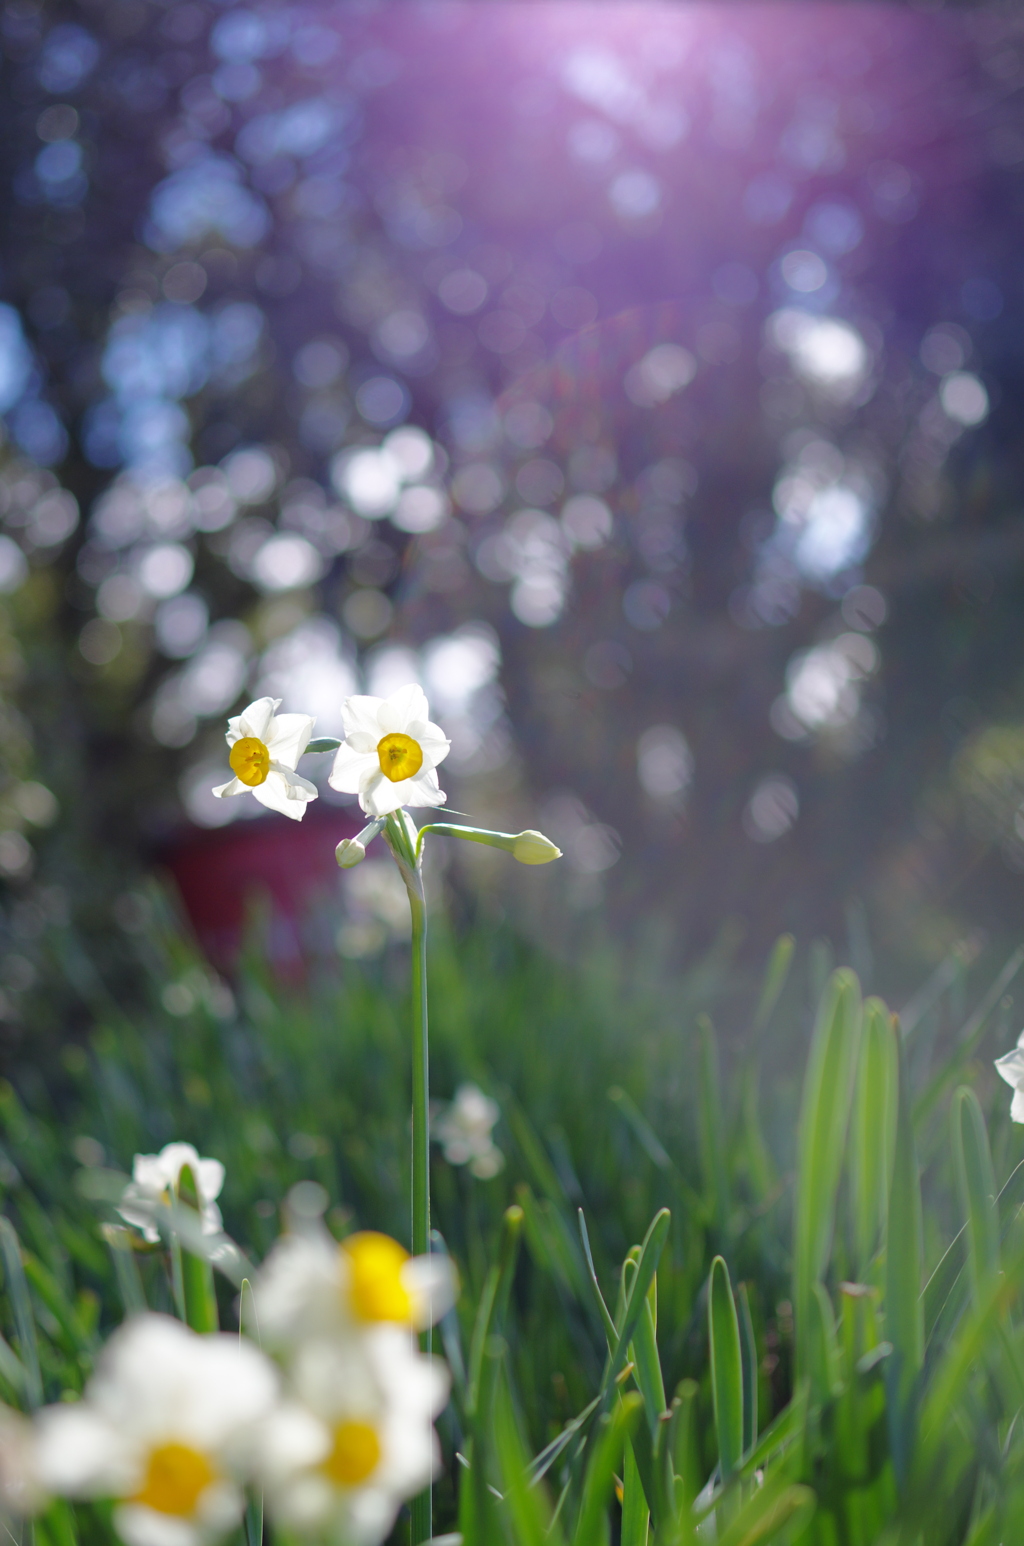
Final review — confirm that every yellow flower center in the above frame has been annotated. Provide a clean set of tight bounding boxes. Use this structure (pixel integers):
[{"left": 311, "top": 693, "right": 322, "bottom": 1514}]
[
  {"left": 376, "top": 732, "right": 423, "bottom": 784},
  {"left": 132, "top": 1442, "right": 216, "bottom": 1517},
  {"left": 342, "top": 1231, "right": 412, "bottom": 1323},
  {"left": 229, "top": 736, "right": 271, "bottom": 787},
  {"left": 321, "top": 1420, "right": 381, "bottom": 1488}
]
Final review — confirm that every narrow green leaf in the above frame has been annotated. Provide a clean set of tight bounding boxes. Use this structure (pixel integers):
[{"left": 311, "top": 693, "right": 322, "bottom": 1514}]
[
  {"left": 101, "top": 1224, "right": 146, "bottom": 1317},
  {"left": 572, "top": 1393, "right": 641, "bottom": 1546},
  {"left": 807, "top": 1282, "right": 841, "bottom": 1408},
  {"left": 793, "top": 970, "right": 861, "bottom": 1379},
  {"left": 847, "top": 998, "right": 897, "bottom": 1278},
  {"left": 714, "top": 1477, "right": 817, "bottom": 1546},
  {"left": 737, "top": 1283, "right": 758, "bottom": 1455},
  {"left": 884, "top": 1019, "right": 923, "bottom": 1496},
  {"left": 304, "top": 737, "right": 342, "bottom": 754},
  {"left": 493, "top": 1367, "right": 558, "bottom": 1546},
  {"left": 578, "top": 1209, "right": 617, "bottom": 1345},
  {"left": 604, "top": 1211, "right": 671, "bottom": 1400},
  {"left": 621, "top": 1437, "right": 649, "bottom": 1546},
  {"left": 952, "top": 1086, "right": 999, "bottom": 1305},
  {"left": 923, "top": 1153, "right": 1024, "bottom": 1346},
  {"left": 752, "top": 934, "right": 795, "bottom": 1035},
  {"left": 177, "top": 1166, "right": 218, "bottom": 1333},
  {"left": 697, "top": 1015, "right": 729, "bottom": 1233},
  {"left": 466, "top": 1204, "right": 523, "bottom": 1418},
  {"left": 709, "top": 1255, "right": 744, "bottom": 1481},
  {"left": 0, "top": 1217, "right": 41, "bottom": 1410}
]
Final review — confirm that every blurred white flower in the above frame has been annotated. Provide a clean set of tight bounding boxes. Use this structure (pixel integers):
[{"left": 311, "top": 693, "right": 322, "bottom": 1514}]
[
  {"left": 255, "top": 1230, "right": 455, "bottom": 1346},
  {"left": 433, "top": 1084, "right": 504, "bottom": 1179},
  {"left": 0, "top": 1405, "right": 45, "bottom": 1516},
  {"left": 118, "top": 1141, "right": 225, "bottom": 1245},
  {"left": 212, "top": 696, "right": 317, "bottom": 821},
  {"left": 328, "top": 685, "right": 450, "bottom": 819},
  {"left": 258, "top": 1330, "right": 447, "bottom": 1546},
  {"left": 33, "top": 1315, "right": 277, "bottom": 1546},
  {"left": 995, "top": 1039, "right": 1024, "bottom": 1122}
]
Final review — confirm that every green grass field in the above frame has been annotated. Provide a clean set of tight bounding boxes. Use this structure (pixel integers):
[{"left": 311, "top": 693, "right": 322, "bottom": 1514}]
[{"left": 2, "top": 898, "right": 1024, "bottom": 1545}]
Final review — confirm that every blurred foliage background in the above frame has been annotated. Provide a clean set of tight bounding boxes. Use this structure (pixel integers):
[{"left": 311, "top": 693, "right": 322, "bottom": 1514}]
[{"left": 0, "top": 0, "right": 1020, "bottom": 1055}]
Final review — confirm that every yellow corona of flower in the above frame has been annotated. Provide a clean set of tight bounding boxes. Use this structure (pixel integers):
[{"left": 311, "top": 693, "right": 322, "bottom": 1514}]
[
  {"left": 213, "top": 697, "right": 318, "bottom": 821},
  {"left": 33, "top": 1315, "right": 278, "bottom": 1546},
  {"left": 328, "top": 684, "right": 450, "bottom": 818}
]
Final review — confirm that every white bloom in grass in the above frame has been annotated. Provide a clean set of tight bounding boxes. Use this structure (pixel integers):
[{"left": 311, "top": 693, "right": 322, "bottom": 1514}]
[
  {"left": 34, "top": 1315, "right": 278, "bottom": 1546},
  {"left": 329, "top": 685, "right": 450, "bottom": 818},
  {"left": 996, "top": 1037, "right": 1024, "bottom": 1121},
  {"left": 256, "top": 1230, "right": 455, "bottom": 1347},
  {"left": 259, "top": 1332, "right": 448, "bottom": 1546},
  {"left": 434, "top": 1084, "right": 504, "bottom": 1179},
  {"left": 0, "top": 1405, "right": 45, "bottom": 1516},
  {"left": 119, "top": 1142, "right": 225, "bottom": 1245},
  {"left": 213, "top": 697, "right": 317, "bottom": 821}
]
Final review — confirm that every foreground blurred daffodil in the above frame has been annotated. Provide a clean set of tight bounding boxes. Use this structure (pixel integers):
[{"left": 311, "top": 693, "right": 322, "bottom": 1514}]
[
  {"left": 213, "top": 697, "right": 318, "bottom": 820},
  {"left": 328, "top": 685, "right": 451, "bottom": 818},
  {"left": 33, "top": 1315, "right": 277, "bottom": 1546}
]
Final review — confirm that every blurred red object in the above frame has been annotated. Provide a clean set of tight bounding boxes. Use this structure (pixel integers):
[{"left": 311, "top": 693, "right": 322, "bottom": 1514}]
[{"left": 161, "top": 805, "right": 361, "bottom": 974}]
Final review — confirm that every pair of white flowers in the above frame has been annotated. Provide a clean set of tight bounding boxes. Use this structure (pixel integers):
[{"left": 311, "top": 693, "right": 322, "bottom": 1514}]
[
  {"left": 7, "top": 1143, "right": 454, "bottom": 1546},
  {"left": 213, "top": 684, "right": 451, "bottom": 822}
]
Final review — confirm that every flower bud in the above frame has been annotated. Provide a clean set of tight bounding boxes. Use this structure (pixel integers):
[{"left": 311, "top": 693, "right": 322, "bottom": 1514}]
[
  {"left": 336, "top": 838, "right": 366, "bottom": 869},
  {"left": 512, "top": 830, "right": 562, "bottom": 865}
]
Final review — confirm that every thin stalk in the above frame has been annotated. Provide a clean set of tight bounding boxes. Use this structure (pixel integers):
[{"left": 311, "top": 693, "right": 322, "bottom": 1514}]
[{"left": 384, "top": 812, "right": 433, "bottom": 1546}]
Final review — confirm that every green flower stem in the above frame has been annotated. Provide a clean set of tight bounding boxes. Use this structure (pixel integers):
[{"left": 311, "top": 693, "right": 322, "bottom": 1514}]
[
  {"left": 382, "top": 811, "right": 432, "bottom": 1546},
  {"left": 416, "top": 822, "right": 520, "bottom": 857}
]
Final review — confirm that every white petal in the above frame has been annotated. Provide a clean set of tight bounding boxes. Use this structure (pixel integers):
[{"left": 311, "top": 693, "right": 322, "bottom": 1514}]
[
  {"left": 212, "top": 778, "right": 246, "bottom": 799},
  {"left": 405, "top": 719, "right": 451, "bottom": 770},
  {"left": 1012, "top": 1088, "right": 1024, "bottom": 1124},
  {"left": 235, "top": 698, "right": 280, "bottom": 743},
  {"left": 995, "top": 1047, "right": 1024, "bottom": 1090},
  {"left": 158, "top": 1144, "right": 202, "bottom": 1185},
  {"left": 341, "top": 696, "right": 386, "bottom": 739},
  {"left": 34, "top": 1407, "right": 120, "bottom": 1496},
  {"left": 114, "top": 1505, "right": 201, "bottom": 1546},
  {"left": 403, "top": 767, "right": 447, "bottom": 809},
  {"left": 264, "top": 714, "right": 316, "bottom": 771},
  {"left": 345, "top": 731, "right": 378, "bottom": 755},
  {"left": 378, "top": 684, "right": 429, "bottom": 735},
  {"left": 402, "top": 1256, "right": 457, "bottom": 1328},
  {"left": 328, "top": 744, "right": 378, "bottom": 794},
  {"left": 195, "top": 1158, "right": 225, "bottom": 1204},
  {"left": 253, "top": 771, "right": 315, "bottom": 821},
  {"left": 358, "top": 770, "right": 404, "bottom": 818}
]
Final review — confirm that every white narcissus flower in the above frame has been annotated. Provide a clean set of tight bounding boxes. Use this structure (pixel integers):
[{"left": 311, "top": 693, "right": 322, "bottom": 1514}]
[
  {"left": 0, "top": 1405, "right": 45, "bottom": 1516},
  {"left": 213, "top": 697, "right": 317, "bottom": 821},
  {"left": 258, "top": 1331, "right": 448, "bottom": 1546},
  {"left": 995, "top": 1038, "right": 1024, "bottom": 1121},
  {"left": 119, "top": 1142, "right": 225, "bottom": 1245},
  {"left": 328, "top": 685, "right": 450, "bottom": 819},
  {"left": 255, "top": 1230, "right": 456, "bottom": 1349},
  {"left": 33, "top": 1315, "right": 278, "bottom": 1546},
  {"left": 434, "top": 1084, "right": 504, "bottom": 1180}
]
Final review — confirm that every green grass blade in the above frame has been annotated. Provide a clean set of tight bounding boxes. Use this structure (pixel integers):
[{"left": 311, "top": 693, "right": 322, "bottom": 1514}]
[
  {"left": 848, "top": 998, "right": 897, "bottom": 1278},
  {"left": 793, "top": 970, "right": 862, "bottom": 1379},
  {"left": 177, "top": 1165, "right": 218, "bottom": 1333},
  {"left": 697, "top": 1015, "right": 729, "bottom": 1234},
  {"left": 572, "top": 1392, "right": 641, "bottom": 1546},
  {"left": 952, "top": 1086, "right": 999, "bottom": 1305},
  {"left": 714, "top": 1477, "right": 817, "bottom": 1546},
  {"left": 604, "top": 1210, "right": 671, "bottom": 1400},
  {"left": 0, "top": 1217, "right": 42, "bottom": 1410},
  {"left": 807, "top": 1282, "right": 841, "bottom": 1408},
  {"left": 737, "top": 1283, "right": 758, "bottom": 1454},
  {"left": 100, "top": 1224, "right": 146, "bottom": 1317},
  {"left": 752, "top": 934, "right": 795, "bottom": 1035},
  {"left": 621, "top": 1437, "right": 649, "bottom": 1546},
  {"left": 709, "top": 1255, "right": 744, "bottom": 1481},
  {"left": 884, "top": 1020, "right": 923, "bottom": 1496},
  {"left": 578, "top": 1209, "right": 618, "bottom": 1344}
]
